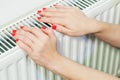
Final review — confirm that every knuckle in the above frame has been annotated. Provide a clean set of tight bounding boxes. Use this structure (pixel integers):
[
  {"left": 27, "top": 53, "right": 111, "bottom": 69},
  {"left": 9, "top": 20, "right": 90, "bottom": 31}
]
[
  {"left": 18, "top": 30, "right": 23, "bottom": 35},
  {"left": 18, "top": 36, "right": 24, "bottom": 40},
  {"left": 24, "top": 38, "right": 30, "bottom": 43},
  {"left": 24, "top": 39, "right": 29, "bottom": 43},
  {"left": 21, "top": 36, "right": 29, "bottom": 42}
]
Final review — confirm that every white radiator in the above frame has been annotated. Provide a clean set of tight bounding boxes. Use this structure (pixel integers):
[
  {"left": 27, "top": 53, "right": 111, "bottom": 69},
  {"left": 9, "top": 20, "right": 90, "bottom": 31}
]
[{"left": 0, "top": 0, "right": 120, "bottom": 80}]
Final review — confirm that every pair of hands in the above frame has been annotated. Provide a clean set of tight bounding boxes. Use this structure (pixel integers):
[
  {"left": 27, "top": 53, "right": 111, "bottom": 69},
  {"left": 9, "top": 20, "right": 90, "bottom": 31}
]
[{"left": 13, "top": 5, "right": 102, "bottom": 66}]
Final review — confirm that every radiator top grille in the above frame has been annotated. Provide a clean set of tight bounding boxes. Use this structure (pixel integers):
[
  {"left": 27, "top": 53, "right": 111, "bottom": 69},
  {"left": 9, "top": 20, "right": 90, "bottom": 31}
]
[{"left": 0, "top": 0, "right": 101, "bottom": 54}]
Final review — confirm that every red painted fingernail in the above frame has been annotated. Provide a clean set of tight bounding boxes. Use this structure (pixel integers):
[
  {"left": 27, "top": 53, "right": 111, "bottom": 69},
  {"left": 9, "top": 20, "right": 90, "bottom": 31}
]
[
  {"left": 20, "top": 26, "right": 24, "bottom": 29},
  {"left": 37, "top": 10, "right": 42, "bottom": 14},
  {"left": 43, "top": 8, "right": 47, "bottom": 11},
  {"left": 52, "top": 25, "right": 57, "bottom": 30},
  {"left": 38, "top": 17, "right": 41, "bottom": 20},
  {"left": 16, "top": 39, "right": 19, "bottom": 42},
  {"left": 12, "top": 30, "right": 17, "bottom": 33},
  {"left": 41, "top": 26, "right": 46, "bottom": 29},
  {"left": 12, "top": 33, "right": 16, "bottom": 36}
]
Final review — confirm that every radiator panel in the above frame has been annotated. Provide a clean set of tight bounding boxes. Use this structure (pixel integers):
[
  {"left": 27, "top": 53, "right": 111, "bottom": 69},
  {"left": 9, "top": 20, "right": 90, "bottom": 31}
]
[{"left": 0, "top": 0, "right": 120, "bottom": 80}]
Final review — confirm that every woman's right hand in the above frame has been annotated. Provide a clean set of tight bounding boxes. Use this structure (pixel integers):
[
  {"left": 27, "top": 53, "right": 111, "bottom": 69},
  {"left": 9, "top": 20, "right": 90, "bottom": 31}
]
[{"left": 38, "top": 5, "right": 103, "bottom": 36}]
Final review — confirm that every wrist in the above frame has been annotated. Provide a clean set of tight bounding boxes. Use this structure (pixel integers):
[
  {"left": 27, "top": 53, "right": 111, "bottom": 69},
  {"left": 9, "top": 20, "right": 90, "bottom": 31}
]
[
  {"left": 88, "top": 18, "right": 110, "bottom": 34},
  {"left": 45, "top": 53, "right": 62, "bottom": 71},
  {"left": 94, "top": 20, "right": 110, "bottom": 35},
  {"left": 35, "top": 51, "right": 60, "bottom": 68},
  {"left": 45, "top": 53, "right": 69, "bottom": 79}
]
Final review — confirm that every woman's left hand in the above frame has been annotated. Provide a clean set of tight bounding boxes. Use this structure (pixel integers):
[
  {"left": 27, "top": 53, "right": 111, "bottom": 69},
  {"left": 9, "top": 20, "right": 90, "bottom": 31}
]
[
  {"left": 12, "top": 26, "right": 59, "bottom": 67},
  {"left": 37, "top": 5, "right": 102, "bottom": 36}
]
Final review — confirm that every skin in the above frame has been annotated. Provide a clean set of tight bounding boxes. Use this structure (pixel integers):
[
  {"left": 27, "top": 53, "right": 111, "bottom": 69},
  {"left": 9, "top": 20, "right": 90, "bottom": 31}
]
[{"left": 13, "top": 5, "right": 120, "bottom": 80}]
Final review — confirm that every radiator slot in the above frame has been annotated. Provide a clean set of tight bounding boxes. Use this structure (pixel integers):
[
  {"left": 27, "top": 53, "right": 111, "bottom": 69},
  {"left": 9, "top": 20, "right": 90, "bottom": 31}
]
[
  {"left": 0, "top": 0, "right": 101, "bottom": 54},
  {"left": 0, "top": 0, "right": 120, "bottom": 80}
]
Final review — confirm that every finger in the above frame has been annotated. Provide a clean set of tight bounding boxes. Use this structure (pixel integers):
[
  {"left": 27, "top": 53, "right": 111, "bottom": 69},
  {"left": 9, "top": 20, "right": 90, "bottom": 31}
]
[
  {"left": 40, "top": 8, "right": 66, "bottom": 13},
  {"left": 39, "top": 17, "right": 64, "bottom": 25},
  {"left": 17, "top": 30, "right": 38, "bottom": 43},
  {"left": 37, "top": 6, "right": 71, "bottom": 13},
  {"left": 14, "top": 33, "right": 34, "bottom": 49},
  {"left": 21, "top": 26, "right": 47, "bottom": 38},
  {"left": 41, "top": 28, "right": 56, "bottom": 39},
  {"left": 54, "top": 5, "right": 72, "bottom": 9},
  {"left": 39, "top": 11, "right": 65, "bottom": 17},
  {"left": 55, "top": 24, "right": 72, "bottom": 35},
  {"left": 55, "top": 5, "right": 80, "bottom": 12},
  {"left": 16, "top": 40, "right": 32, "bottom": 54}
]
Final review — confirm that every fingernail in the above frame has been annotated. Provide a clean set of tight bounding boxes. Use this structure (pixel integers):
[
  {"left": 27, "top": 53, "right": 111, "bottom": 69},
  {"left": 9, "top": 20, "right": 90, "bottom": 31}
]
[
  {"left": 16, "top": 39, "right": 19, "bottom": 42},
  {"left": 38, "top": 17, "right": 42, "bottom": 20},
  {"left": 20, "top": 26, "right": 24, "bottom": 29},
  {"left": 37, "top": 10, "right": 42, "bottom": 14},
  {"left": 53, "top": 4, "right": 57, "bottom": 7},
  {"left": 52, "top": 25, "right": 57, "bottom": 30},
  {"left": 12, "top": 30, "right": 17, "bottom": 33},
  {"left": 12, "top": 33, "right": 16, "bottom": 36},
  {"left": 43, "top": 8, "right": 47, "bottom": 11},
  {"left": 41, "top": 26, "right": 46, "bottom": 29}
]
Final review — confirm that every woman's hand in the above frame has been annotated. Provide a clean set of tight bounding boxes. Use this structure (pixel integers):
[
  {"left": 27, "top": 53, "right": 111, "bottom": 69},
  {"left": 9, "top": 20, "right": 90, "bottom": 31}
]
[
  {"left": 38, "top": 5, "right": 103, "bottom": 36},
  {"left": 11, "top": 27, "right": 120, "bottom": 80},
  {"left": 12, "top": 26, "right": 58, "bottom": 67}
]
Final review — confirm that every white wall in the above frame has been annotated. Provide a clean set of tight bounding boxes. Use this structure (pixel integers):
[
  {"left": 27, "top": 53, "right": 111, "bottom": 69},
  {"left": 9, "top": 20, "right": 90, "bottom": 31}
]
[{"left": 0, "top": 0, "right": 55, "bottom": 25}]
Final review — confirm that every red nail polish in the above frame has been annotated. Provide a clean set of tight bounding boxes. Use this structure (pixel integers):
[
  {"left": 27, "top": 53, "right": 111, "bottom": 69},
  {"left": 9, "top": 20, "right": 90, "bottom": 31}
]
[
  {"left": 12, "top": 33, "right": 16, "bottom": 36},
  {"left": 38, "top": 17, "right": 41, "bottom": 20},
  {"left": 43, "top": 8, "right": 47, "bottom": 11},
  {"left": 37, "top": 10, "right": 42, "bottom": 14},
  {"left": 20, "top": 26, "right": 24, "bottom": 29},
  {"left": 16, "top": 39, "right": 19, "bottom": 42},
  {"left": 12, "top": 30, "right": 17, "bottom": 33},
  {"left": 41, "top": 26, "right": 46, "bottom": 29},
  {"left": 52, "top": 25, "right": 57, "bottom": 30}
]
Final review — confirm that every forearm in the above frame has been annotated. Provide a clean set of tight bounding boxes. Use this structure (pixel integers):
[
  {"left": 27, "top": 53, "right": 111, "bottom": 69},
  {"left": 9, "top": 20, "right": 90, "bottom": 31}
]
[
  {"left": 94, "top": 21, "right": 120, "bottom": 48},
  {"left": 45, "top": 53, "right": 119, "bottom": 80}
]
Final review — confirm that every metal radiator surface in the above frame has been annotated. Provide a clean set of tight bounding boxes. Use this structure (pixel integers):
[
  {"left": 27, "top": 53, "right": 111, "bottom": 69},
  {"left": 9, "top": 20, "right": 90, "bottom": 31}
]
[{"left": 0, "top": 0, "right": 120, "bottom": 80}]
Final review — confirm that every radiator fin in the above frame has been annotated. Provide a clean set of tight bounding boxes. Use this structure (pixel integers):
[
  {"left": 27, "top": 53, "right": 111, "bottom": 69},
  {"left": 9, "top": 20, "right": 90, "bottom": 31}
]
[
  {"left": 0, "top": 0, "right": 120, "bottom": 80},
  {"left": 0, "top": 0, "right": 101, "bottom": 54}
]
